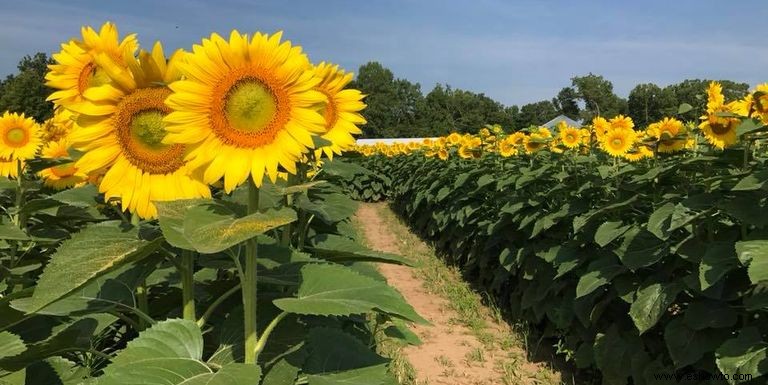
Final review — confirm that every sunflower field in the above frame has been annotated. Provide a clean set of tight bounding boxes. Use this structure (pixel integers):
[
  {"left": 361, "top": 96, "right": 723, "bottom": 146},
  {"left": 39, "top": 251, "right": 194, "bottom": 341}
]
[
  {"left": 342, "top": 86, "right": 768, "bottom": 384},
  {"left": 0, "top": 22, "right": 429, "bottom": 385}
]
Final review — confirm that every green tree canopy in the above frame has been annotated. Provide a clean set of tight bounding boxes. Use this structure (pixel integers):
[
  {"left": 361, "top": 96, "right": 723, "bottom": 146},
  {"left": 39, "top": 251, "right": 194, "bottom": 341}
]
[
  {"left": 552, "top": 86, "right": 580, "bottom": 120},
  {"left": 0, "top": 53, "right": 54, "bottom": 122},
  {"left": 663, "top": 79, "right": 749, "bottom": 121},
  {"left": 515, "top": 100, "right": 558, "bottom": 128},
  {"left": 571, "top": 73, "right": 627, "bottom": 122},
  {"left": 627, "top": 83, "right": 677, "bottom": 127}
]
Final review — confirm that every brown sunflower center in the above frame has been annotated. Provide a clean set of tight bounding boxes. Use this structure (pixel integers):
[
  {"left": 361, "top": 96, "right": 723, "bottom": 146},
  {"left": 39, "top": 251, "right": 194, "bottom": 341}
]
[
  {"left": 210, "top": 68, "right": 290, "bottom": 148},
  {"left": 709, "top": 120, "right": 734, "bottom": 135},
  {"left": 754, "top": 95, "right": 768, "bottom": 113},
  {"left": 114, "top": 87, "right": 185, "bottom": 174},
  {"left": 5, "top": 127, "right": 28, "bottom": 147}
]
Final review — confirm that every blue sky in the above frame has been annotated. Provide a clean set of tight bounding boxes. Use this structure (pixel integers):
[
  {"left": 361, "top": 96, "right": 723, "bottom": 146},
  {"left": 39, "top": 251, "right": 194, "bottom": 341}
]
[{"left": 2, "top": 0, "right": 767, "bottom": 106}]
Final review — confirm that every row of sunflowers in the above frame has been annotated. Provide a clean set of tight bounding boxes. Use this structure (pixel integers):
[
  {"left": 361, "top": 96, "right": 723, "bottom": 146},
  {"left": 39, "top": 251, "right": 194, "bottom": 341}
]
[
  {"left": 0, "top": 22, "right": 366, "bottom": 219},
  {"left": 351, "top": 81, "right": 766, "bottom": 161}
]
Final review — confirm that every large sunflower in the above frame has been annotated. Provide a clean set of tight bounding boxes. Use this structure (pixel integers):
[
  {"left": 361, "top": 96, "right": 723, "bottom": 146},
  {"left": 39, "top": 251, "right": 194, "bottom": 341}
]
[
  {"left": 698, "top": 82, "right": 739, "bottom": 149},
  {"left": 0, "top": 112, "right": 43, "bottom": 160},
  {"left": 69, "top": 42, "right": 210, "bottom": 219},
  {"left": 592, "top": 116, "right": 610, "bottom": 141},
  {"left": 46, "top": 22, "right": 138, "bottom": 109},
  {"left": 163, "top": 31, "right": 326, "bottom": 192},
  {"left": 39, "top": 140, "right": 86, "bottom": 190},
  {"left": 559, "top": 126, "right": 581, "bottom": 149},
  {"left": 601, "top": 127, "right": 637, "bottom": 157},
  {"left": 648, "top": 117, "right": 686, "bottom": 153},
  {"left": 312, "top": 62, "right": 366, "bottom": 159}
]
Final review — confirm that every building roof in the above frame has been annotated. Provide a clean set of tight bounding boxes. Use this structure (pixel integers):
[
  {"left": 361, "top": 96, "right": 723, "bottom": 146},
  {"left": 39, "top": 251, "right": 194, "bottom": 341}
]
[{"left": 542, "top": 115, "right": 582, "bottom": 129}]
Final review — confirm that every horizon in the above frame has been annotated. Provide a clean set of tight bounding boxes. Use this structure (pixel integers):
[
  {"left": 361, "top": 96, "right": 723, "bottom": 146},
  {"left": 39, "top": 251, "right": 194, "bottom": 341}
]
[{"left": 2, "top": 0, "right": 767, "bottom": 107}]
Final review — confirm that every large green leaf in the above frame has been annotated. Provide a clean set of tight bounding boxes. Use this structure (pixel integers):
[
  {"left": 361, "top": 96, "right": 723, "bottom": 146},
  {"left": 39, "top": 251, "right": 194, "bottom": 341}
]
[
  {"left": 0, "top": 332, "right": 25, "bottom": 359},
  {"left": 308, "top": 234, "right": 411, "bottom": 265},
  {"left": 49, "top": 184, "right": 99, "bottom": 207},
  {"left": 304, "top": 328, "right": 388, "bottom": 373},
  {"left": 297, "top": 192, "right": 357, "bottom": 225},
  {"left": 22, "top": 221, "right": 160, "bottom": 313},
  {"left": 616, "top": 227, "right": 668, "bottom": 270},
  {"left": 593, "top": 325, "right": 633, "bottom": 385},
  {"left": 664, "top": 318, "right": 728, "bottom": 369},
  {"left": 183, "top": 204, "right": 296, "bottom": 254},
  {"left": 0, "top": 223, "right": 29, "bottom": 241},
  {"left": 155, "top": 199, "right": 210, "bottom": 250},
  {"left": 699, "top": 242, "right": 739, "bottom": 290},
  {"left": 274, "top": 264, "right": 427, "bottom": 324},
  {"left": 629, "top": 282, "right": 680, "bottom": 334},
  {"left": 575, "top": 257, "right": 625, "bottom": 299},
  {"left": 594, "top": 221, "right": 631, "bottom": 247},
  {"left": 684, "top": 300, "right": 737, "bottom": 330},
  {"left": 307, "top": 364, "right": 389, "bottom": 385},
  {"left": 647, "top": 202, "right": 675, "bottom": 240},
  {"left": 736, "top": 240, "right": 768, "bottom": 285},
  {"left": 98, "top": 319, "right": 261, "bottom": 385},
  {"left": 716, "top": 327, "right": 768, "bottom": 384}
]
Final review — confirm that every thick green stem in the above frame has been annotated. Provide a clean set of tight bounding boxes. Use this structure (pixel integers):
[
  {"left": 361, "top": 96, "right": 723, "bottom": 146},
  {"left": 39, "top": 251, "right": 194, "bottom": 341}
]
[
  {"left": 243, "top": 178, "right": 260, "bottom": 364},
  {"left": 181, "top": 250, "right": 196, "bottom": 321},
  {"left": 14, "top": 160, "right": 24, "bottom": 229}
]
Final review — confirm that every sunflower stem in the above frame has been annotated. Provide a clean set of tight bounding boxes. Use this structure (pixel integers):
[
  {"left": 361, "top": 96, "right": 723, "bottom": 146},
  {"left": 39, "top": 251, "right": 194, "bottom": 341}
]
[
  {"left": 136, "top": 279, "right": 149, "bottom": 330},
  {"left": 180, "top": 250, "right": 196, "bottom": 321},
  {"left": 243, "top": 177, "right": 260, "bottom": 364},
  {"left": 296, "top": 163, "right": 309, "bottom": 251},
  {"left": 253, "top": 311, "right": 288, "bottom": 360},
  {"left": 14, "top": 160, "right": 25, "bottom": 230},
  {"left": 197, "top": 283, "right": 241, "bottom": 328}
]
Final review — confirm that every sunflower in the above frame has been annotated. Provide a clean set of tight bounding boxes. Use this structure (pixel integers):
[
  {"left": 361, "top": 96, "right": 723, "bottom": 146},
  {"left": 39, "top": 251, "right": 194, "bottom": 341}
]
[
  {"left": 648, "top": 117, "right": 686, "bottom": 153},
  {"left": 447, "top": 132, "right": 462, "bottom": 146},
  {"left": 46, "top": 22, "right": 138, "bottom": 109},
  {"left": 69, "top": 42, "right": 210, "bottom": 219},
  {"left": 42, "top": 108, "right": 76, "bottom": 143},
  {"left": 623, "top": 145, "right": 654, "bottom": 162},
  {"left": 559, "top": 126, "right": 581, "bottom": 149},
  {"left": 0, "top": 112, "right": 43, "bottom": 160},
  {"left": 610, "top": 115, "right": 634, "bottom": 131},
  {"left": 498, "top": 136, "right": 518, "bottom": 157},
  {"left": 523, "top": 133, "right": 546, "bottom": 154},
  {"left": 312, "top": 62, "right": 366, "bottom": 159},
  {"left": 38, "top": 140, "right": 87, "bottom": 190},
  {"left": 592, "top": 116, "right": 610, "bottom": 141},
  {"left": 437, "top": 147, "right": 449, "bottom": 160},
  {"left": 509, "top": 132, "right": 526, "bottom": 146},
  {"left": 698, "top": 82, "right": 739, "bottom": 149},
  {"left": 163, "top": 31, "right": 327, "bottom": 191},
  {"left": 601, "top": 127, "right": 637, "bottom": 157}
]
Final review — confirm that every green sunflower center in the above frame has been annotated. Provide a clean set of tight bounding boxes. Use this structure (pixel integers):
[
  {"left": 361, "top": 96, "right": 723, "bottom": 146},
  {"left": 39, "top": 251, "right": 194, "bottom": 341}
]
[
  {"left": 78, "top": 62, "right": 111, "bottom": 94},
  {"left": 612, "top": 138, "right": 623, "bottom": 146},
  {"left": 225, "top": 80, "right": 278, "bottom": 133},
  {"left": 5, "top": 128, "right": 27, "bottom": 145},
  {"left": 130, "top": 111, "right": 167, "bottom": 150}
]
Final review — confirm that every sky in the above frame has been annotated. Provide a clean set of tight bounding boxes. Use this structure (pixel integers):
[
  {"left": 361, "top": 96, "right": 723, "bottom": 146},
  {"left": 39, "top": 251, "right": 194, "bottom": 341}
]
[{"left": 2, "top": 0, "right": 768, "bottom": 106}]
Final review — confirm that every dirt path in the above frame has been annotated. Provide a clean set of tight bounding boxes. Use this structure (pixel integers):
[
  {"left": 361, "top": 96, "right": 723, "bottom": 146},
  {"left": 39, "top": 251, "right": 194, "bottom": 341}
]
[{"left": 356, "top": 203, "right": 558, "bottom": 385}]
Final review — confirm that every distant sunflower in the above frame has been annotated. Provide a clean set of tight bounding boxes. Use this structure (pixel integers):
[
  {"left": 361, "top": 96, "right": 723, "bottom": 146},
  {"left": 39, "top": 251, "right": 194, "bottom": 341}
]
[
  {"left": 313, "top": 62, "right": 366, "bottom": 159},
  {"left": 437, "top": 147, "right": 449, "bottom": 160},
  {"left": 509, "top": 132, "right": 526, "bottom": 146},
  {"left": 610, "top": 115, "right": 634, "bottom": 131},
  {"left": 601, "top": 127, "right": 637, "bottom": 157},
  {"left": 42, "top": 108, "right": 76, "bottom": 143},
  {"left": 46, "top": 22, "right": 138, "bottom": 108},
  {"left": 447, "top": 132, "right": 462, "bottom": 146},
  {"left": 592, "top": 116, "right": 610, "bottom": 141},
  {"left": 623, "top": 145, "right": 654, "bottom": 162},
  {"left": 163, "top": 31, "right": 327, "bottom": 192},
  {"left": 559, "top": 126, "right": 581, "bottom": 149},
  {"left": 69, "top": 42, "right": 210, "bottom": 219},
  {"left": 698, "top": 82, "right": 739, "bottom": 149},
  {"left": 523, "top": 134, "right": 546, "bottom": 154},
  {"left": 38, "top": 140, "right": 86, "bottom": 190},
  {"left": 649, "top": 117, "right": 686, "bottom": 153},
  {"left": 498, "top": 136, "right": 517, "bottom": 157},
  {"left": 0, "top": 112, "right": 42, "bottom": 160}
]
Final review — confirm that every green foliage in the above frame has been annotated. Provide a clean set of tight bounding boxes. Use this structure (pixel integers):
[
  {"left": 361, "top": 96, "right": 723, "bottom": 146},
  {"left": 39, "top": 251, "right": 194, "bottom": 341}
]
[
  {"left": 627, "top": 83, "right": 677, "bottom": 127},
  {"left": 350, "top": 143, "right": 768, "bottom": 384},
  {"left": 0, "top": 53, "right": 54, "bottom": 122}
]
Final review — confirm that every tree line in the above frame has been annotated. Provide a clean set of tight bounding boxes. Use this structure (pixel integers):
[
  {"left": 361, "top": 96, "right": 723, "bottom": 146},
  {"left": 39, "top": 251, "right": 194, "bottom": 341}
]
[
  {"left": 0, "top": 54, "right": 750, "bottom": 138},
  {"left": 350, "top": 61, "right": 749, "bottom": 138}
]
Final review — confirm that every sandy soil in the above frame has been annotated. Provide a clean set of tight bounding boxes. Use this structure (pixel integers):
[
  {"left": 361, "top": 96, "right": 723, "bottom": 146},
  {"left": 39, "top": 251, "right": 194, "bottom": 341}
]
[{"left": 356, "top": 203, "right": 543, "bottom": 385}]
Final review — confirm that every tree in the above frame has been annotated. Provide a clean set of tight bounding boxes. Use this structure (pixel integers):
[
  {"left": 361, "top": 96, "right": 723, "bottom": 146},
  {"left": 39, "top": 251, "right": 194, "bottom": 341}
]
[
  {"left": 0, "top": 53, "right": 54, "bottom": 122},
  {"left": 552, "top": 87, "right": 580, "bottom": 120},
  {"left": 515, "top": 100, "right": 558, "bottom": 128},
  {"left": 349, "top": 61, "right": 423, "bottom": 138},
  {"left": 571, "top": 73, "right": 626, "bottom": 122},
  {"left": 417, "top": 84, "right": 516, "bottom": 135},
  {"left": 627, "top": 83, "right": 677, "bottom": 127}
]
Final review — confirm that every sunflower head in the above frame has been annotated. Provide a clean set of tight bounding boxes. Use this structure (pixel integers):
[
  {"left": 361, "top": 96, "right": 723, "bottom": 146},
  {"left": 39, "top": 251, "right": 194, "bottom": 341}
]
[
  {"left": 601, "top": 127, "right": 637, "bottom": 157},
  {"left": 313, "top": 62, "right": 366, "bottom": 160},
  {"left": 592, "top": 116, "right": 610, "bottom": 140},
  {"left": 0, "top": 112, "right": 43, "bottom": 160},
  {"left": 163, "top": 30, "right": 328, "bottom": 191},
  {"left": 39, "top": 140, "right": 87, "bottom": 190},
  {"left": 437, "top": 147, "right": 449, "bottom": 161},
  {"left": 46, "top": 22, "right": 138, "bottom": 108},
  {"left": 609, "top": 115, "right": 634, "bottom": 131},
  {"left": 559, "top": 126, "right": 581, "bottom": 149},
  {"left": 498, "top": 137, "right": 517, "bottom": 157},
  {"left": 523, "top": 134, "right": 546, "bottom": 154}
]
